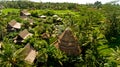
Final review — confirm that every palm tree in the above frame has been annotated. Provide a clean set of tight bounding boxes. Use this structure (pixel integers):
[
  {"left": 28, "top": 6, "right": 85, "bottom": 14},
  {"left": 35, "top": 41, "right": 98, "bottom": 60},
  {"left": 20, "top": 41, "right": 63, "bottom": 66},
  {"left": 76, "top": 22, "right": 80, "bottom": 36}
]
[{"left": 109, "top": 47, "right": 120, "bottom": 66}]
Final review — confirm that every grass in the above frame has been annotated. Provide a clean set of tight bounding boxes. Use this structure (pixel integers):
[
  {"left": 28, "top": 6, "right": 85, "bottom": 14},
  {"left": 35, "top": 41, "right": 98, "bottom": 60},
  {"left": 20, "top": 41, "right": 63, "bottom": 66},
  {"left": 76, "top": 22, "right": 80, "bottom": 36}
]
[
  {"left": 2, "top": 8, "right": 20, "bottom": 14},
  {"left": 98, "top": 45, "right": 112, "bottom": 56},
  {"left": 30, "top": 9, "right": 79, "bottom": 16},
  {"left": 2, "top": 8, "right": 80, "bottom": 18}
]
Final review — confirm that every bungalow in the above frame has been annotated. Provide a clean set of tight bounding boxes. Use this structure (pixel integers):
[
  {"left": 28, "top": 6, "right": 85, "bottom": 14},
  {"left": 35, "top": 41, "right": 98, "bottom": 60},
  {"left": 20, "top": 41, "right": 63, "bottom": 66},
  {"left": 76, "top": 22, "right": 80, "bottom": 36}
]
[
  {"left": 54, "top": 28, "right": 81, "bottom": 56},
  {"left": 0, "top": 5, "right": 4, "bottom": 9},
  {"left": 7, "top": 20, "right": 21, "bottom": 32},
  {"left": 28, "top": 19, "right": 34, "bottom": 25},
  {"left": 53, "top": 15, "right": 62, "bottom": 24},
  {"left": 20, "top": 10, "right": 31, "bottom": 16},
  {"left": 20, "top": 16, "right": 28, "bottom": 20},
  {"left": 19, "top": 43, "right": 37, "bottom": 64},
  {"left": 41, "top": 33, "right": 50, "bottom": 39},
  {"left": 40, "top": 15, "right": 46, "bottom": 19},
  {"left": 53, "top": 15, "right": 59, "bottom": 18},
  {"left": 0, "top": 42, "right": 2, "bottom": 49},
  {"left": 14, "top": 29, "right": 32, "bottom": 43},
  {"left": 56, "top": 17, "right": 62, "bottom": 22}
]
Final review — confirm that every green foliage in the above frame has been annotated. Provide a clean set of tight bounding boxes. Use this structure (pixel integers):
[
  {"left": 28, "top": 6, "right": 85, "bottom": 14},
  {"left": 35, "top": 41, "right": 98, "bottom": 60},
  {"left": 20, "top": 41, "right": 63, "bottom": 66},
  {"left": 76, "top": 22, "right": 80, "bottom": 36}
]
[
  {"left": 1, "top": 1, "right": 120, "bottom": 67},
  {"left": 94, "top": 1, "right": 102, "bottom": 9},
  {"left": 31, "top": 11, "right": 38, "bottom": 17},
  {"left": 0, "top": 43, "right": 31, "bottom": 67},
  {"left": 43, "top": 10, "right": 55, "bottom": 16}
]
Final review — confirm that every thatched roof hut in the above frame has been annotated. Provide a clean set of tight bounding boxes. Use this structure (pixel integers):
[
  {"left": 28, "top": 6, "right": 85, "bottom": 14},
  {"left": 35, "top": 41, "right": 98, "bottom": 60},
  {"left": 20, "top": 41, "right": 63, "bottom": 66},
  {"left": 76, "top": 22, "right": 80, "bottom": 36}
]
[
  {"left": 8, "top": 20, "right": 21, "bottom": 29},
  {"left": 14, "top": 29, "right": 32, "bottom": 43},
  {"left": 18, "top": 29, "right": 32, "bottom": 39},
  {"left": 53, "top": 15, "right": 59, "bottom": 18},
  {"left": 0, "top": 42, "right": 2, "bottom": 49},
  {"left": 28, "top": 18, "right": 34, "bottom": 25},
  {"left": 56, "top": 17, "right": 62, "bottom": 22},
  {"left": 54, "top": 28, "right": 81, "bottom": 56},
  {"left": 7, "top": 20, "right": 21, "bottom": 32},
  {"left": 40, "top": 15, "right": 46, "bottom": 19},
  {"left": 20, "top": 43, "right": 37, "bottom": 64},
  {"left": 41, "top": 33, "right": 50, "bottom": 39},
  {"left": 0, "top": 5, "right": 4, "bottom": 9},
  {"left": 20, "top": 10, "right": 31, "bottom": 16},
  {"left": 20, "top": 16, "right": 28, "bottom": 20}
]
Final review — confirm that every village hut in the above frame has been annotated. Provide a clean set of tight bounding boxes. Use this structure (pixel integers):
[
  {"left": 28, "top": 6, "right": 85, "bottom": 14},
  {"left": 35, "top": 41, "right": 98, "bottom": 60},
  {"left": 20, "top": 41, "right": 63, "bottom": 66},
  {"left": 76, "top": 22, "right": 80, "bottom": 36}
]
[
  {"left": 20, "top": 43, "right": 37, "bottom": 64},
  {"left": 0, "top": 42, "right": 2, "bottom": 49},
  {"left": 7, "top": 20, "right": 21, "bottom": 32},
  {"left": 41, "top": 33, "right": 50, "bottom": 39},
  {"left": 28, "top": 18, "right": 34, "bottom": 25},
  {"left": 14, "top": 29, "right": 32, "bottom": 43},
  {"left": 20, "top": 10, "right": 31, "bottom": 16},
  {"left": 54, "top": 28, "right": 81, "bottom": 56},
  {"left": 53, "top": 15, "right": 59, "bottom": 18},
  {"left": 0, "top": 5, "right": 4, "bottom": 9},
  {"left": 56, "top": 17, "right": 62, "bottom": 22},
  {"left": 20, "top": 16, "right": 28, "bottom": 20},
  {"left": 40, "top": 15, "right": 46, "bottom": 19},
  {"left": 52, "top": 15, "right": 62, "bottom": 24}
]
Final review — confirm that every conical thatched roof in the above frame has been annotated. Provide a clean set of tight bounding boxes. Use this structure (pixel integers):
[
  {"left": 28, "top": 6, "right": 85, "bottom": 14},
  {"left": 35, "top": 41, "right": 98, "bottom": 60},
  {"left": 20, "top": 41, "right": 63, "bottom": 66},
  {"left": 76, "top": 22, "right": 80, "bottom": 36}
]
[
  {"left": 55, "top": 28, "right": 81, "bottom": 56},
  {"left": 59, "top": 28, "right": 78, "bottom": 43}
]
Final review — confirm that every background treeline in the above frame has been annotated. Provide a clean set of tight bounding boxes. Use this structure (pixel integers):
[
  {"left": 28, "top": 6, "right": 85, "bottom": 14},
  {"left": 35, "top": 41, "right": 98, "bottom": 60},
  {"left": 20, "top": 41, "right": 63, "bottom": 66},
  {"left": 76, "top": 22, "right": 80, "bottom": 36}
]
[{"left": 0, "top": 1, "right": 81, "bottom": 10}]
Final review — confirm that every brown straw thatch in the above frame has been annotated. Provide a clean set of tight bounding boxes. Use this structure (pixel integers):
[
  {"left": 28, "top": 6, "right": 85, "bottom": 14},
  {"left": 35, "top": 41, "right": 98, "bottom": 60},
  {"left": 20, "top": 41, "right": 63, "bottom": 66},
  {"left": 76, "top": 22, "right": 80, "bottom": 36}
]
[
  {"left": 18, "top": 29, "right": 32, "bottom": 39},
  {"left": 21, "top": 43, "right": 37, "bottom": 64},
  {"left": 41, "top": 33, "right": 50, "bottom": 39},
  {"left": 0, "top": 42, "right": 2, "bottom": 49},
  {"left": 8, "top": 20, "right": 21, "bottom": 29},
  {"left": 14, "top": 29, "right": 32, "bottom": 43},
  {"left": 20, "top": 10, "right": 31, "bottom": 16},
  {"left": 54, "top": 28, "right": 81, "bottom": 56}
]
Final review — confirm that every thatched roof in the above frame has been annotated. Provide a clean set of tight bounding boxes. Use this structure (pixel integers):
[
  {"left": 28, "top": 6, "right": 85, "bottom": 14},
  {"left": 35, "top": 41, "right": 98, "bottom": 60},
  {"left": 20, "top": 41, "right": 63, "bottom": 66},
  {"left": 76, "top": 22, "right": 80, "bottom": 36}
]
[
  {"left": 55, "top": 28, "right": 81, "bottom": 56},
  {"left": 0, "top": 5, "right": 4, "bottom": 9},
  {"left": 20, "top": 10, "right": 31, "bottom": 16},
  {"left": 40, "top": 15, "right": 46, "bottom": 18},
  {"left": 22, "top": 43, "right": 37, "bottom": 64},
  {"left": 0, "top": 42, "right": 2, "bottom": 48},
  {"left": 14, "top": 29, "right": 32, "bottom": 43},
  {"left": 20, "top": 16, "right": 28, "bottom": 20},
  {"left": 59, "top": 28, "right": 78, "bottom": 42},
  {"left": 53, "top": 15, "right": 59, "bottom": 18},
  {"left": 8, "top": 20, "right": 21, "bottom": 29},
  {"left": 18, "top": 29, "right": 32, "bottom": 39},
  {"left": 41, "top": 33, "right": 50, "bottom": 39},
  {"left": 56, "top": 18, "right": 62, "bottom": 22},
  {"left": 28, "top": 19, "right": 34, "bottom": 25}
]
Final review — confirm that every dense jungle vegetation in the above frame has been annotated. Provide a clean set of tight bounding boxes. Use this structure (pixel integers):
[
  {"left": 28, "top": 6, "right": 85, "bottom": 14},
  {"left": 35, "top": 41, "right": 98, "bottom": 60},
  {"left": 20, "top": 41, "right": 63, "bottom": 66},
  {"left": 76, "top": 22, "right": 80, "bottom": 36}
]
[{"left": 0, "top": 1, "right": 120, "bottom": 67}]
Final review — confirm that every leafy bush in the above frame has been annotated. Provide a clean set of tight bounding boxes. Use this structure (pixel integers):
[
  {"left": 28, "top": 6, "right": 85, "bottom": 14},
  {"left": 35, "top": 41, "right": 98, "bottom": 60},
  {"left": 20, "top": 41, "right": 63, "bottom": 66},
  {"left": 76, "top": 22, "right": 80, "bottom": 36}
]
[
  {"left": 31, "top": 11, "right": 38, "bottom": 17},
  {"left": 44, "top": 10, "right": 55, "bottom": 16}
]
